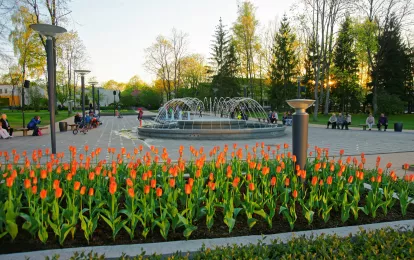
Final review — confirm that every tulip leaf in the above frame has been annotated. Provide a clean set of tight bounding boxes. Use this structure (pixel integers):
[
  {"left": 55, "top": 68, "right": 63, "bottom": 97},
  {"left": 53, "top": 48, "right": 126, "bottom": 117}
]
[
  {"left": 234, "top": 208, "right": 243, "bottom": 218},
  {"left": 247, "top": 217, "right": 257, "bottom": 228},
  {"left": 224, "top": 217, "right": 236, "bottom": 233},
  {"left": 183, "top": 225, "right": 197, "bottom": 239},
  {"left": 5, "top": 220, "right": 18, "bottom": 240}
]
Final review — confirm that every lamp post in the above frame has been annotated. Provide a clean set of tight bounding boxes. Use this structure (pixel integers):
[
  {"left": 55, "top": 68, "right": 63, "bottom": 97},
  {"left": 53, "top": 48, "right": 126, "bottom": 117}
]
[
  {"left": 75, "top": 70, "right": 91, "bottom": 123},
  {"left": 89, "top": 81, "right": 98, "bottom": 114},
  {"left": 113, "top": 90, "right": 116, "bottom": 116},
  {"left": 96, "top": 85, "right": 101, "bottom": 116},
  {"left": 297, "top": 76, "right": 302, "bottom": 99},
  {"left": 30, "top": 24, "right": 66, "bottom": 155},
  {"left": 286, "top": 99, "right": 315, "bottom": 170}
]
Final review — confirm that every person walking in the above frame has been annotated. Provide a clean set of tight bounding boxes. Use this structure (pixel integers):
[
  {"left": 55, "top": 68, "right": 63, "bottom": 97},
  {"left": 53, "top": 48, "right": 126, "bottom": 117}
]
[{"left": 0, "top": 114, "right": 13, "bottom": 137}]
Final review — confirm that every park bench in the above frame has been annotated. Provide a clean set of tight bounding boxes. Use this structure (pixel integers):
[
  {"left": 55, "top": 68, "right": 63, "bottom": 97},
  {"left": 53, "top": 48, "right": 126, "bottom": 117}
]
[
  {"left": 15, "top": 126, "right": 49, "bottom": 136},
  {"left": 69, "top": 124, "right": 77, "bottom": 131},
  {"left": 359, "top": 124, "right": 368, "bottom": 130}
]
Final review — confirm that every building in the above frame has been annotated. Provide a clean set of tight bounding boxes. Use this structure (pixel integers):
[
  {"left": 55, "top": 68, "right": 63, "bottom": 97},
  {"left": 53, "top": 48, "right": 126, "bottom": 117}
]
[{"left": 0, "top": 84, "right": 46, "bottom": 107}]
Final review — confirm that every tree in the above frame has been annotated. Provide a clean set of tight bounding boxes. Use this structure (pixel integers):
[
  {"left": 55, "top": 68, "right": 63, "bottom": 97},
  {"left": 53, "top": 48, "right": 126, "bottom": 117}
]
[
  {"left": 375, "top": 15, "right": 410, "bottom": 101},
  {"left": 210, "top": 17, "right": 229, "bottom": 78},
  {"left": 233, "top": 1, "right": 259, "bottom": 98},
  {"left": 332, "top": 16, "right": 360, "bottom": 112},
  {"left": 171, "top": 28, "right": 188, "bottom": 96},
  {"left": 269, "top": 15, "right": 298, "bottom": 110},
  {"left": 144, "top": 35, "right": 174, "bottom": 100},
  {"left": 28, "top": 84, "right": 43, "bottom": 111},
  {"left": 102, "top": 80, "right": 124, "bottom": 91},
  {"left": 181, "top": 54, "right": 206, "bottom": 96},
  {"left": 9, "top": 5, "right": 45, "bottom": 94}
]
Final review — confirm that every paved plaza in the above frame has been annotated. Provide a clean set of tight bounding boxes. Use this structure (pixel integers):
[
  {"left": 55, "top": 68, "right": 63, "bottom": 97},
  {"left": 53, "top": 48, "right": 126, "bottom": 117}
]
[{"left": 0, "top": 115, "right": 413, "bottom": 176}]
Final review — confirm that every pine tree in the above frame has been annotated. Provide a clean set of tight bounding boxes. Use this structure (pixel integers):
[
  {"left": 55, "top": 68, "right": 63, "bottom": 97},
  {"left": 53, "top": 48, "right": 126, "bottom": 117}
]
[
  {"left": 375, "top": 15, "right": 409, "bottom": 100},
  {"left": 269, "top": 15, "right": 298, "bottom": 110},
  {"left": 332, "top": 16, "right": 359, "bottom": 112},
  {"left": 210, "top": 18, "right": 240, "bottom": 97}
]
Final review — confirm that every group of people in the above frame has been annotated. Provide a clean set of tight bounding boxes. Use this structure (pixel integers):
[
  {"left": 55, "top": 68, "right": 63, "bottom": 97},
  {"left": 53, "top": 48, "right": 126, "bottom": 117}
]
[
  {"left": 0, "top": 114, "right": 42, "bottom": 139},
  {"left": 267, "top": 111, "right": 293, "bottom": 126},
  {"left": 327, "top": 113, "right": 352, "bottom": 130},
  {"left": 74, "top": 111, "right": 101, "bottom": 129},
  {"left": 366, "top": 113, "right": 388, "bottom": 131}
]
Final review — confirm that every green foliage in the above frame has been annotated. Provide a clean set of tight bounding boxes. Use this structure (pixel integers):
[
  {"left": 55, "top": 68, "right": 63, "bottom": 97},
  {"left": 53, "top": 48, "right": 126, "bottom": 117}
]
[
  {"left": 55, "top": 227, "right": 414, "bottom": 259},
  {"left": 120, "top": 77, "right": 162, "bottom": 109},
  {"left": 377, "top": 92, "right": 406, "bottom": 115},
  {"left": 28, "top": 85, "right": 43, "bottom": 112},
  {"left": 269, "top": 15, "right": 298, "bottom": 110}
]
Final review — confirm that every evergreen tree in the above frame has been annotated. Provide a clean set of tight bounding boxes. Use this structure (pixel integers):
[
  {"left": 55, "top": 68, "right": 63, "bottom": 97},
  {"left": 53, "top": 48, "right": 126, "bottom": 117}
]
[
  {"left": 210, "top": 18, "right": 240, "bottom": 97},
  {"left": 269, "top": 15, "right": 298, "bottom": 110},
  {"left": 332, "top": 16, "right": 360, "bottom": 112},
  {"left": 375, "top": 14, "right": 410, "bottom": 102}
]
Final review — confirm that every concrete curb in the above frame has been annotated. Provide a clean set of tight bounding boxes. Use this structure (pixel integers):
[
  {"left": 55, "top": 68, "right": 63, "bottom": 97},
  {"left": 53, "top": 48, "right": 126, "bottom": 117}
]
[{"left": 3, "top": 219, "right": 414, "bottom": 260}]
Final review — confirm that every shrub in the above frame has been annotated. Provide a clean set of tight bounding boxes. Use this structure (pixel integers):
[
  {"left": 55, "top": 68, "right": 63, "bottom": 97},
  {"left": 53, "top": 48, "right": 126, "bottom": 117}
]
[{"left": 377, "top": 92, "right": 406, "bottom": 115}]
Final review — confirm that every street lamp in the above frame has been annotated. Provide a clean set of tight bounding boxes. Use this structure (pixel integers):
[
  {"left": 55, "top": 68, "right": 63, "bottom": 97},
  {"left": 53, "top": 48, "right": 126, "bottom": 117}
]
[
  {"left": 88, "top": 81, "right": 98, "bottom": 114},
  {"left": 113, "top": 90, "right": 117, "bottom": 116},
  {"left": 96, "top": 85, "right": 101, "bottom": 116},
  {"left": 75, "top": 70, "right": 91, "bottom": 123},
  {"left": 297, "top": 76, "right": 302, "bottom": 99},
  {"left": 30, "top": 24, "right": 66, "bottom": 155}
]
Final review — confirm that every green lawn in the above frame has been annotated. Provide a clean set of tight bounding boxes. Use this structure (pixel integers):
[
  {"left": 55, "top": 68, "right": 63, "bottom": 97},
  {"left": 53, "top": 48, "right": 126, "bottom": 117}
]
[
  {"left": 0, "top": 110, "right": 72, "bottom": 127},
  {"left": 310, "top": 113, "right": 414, "bottom": 130}
]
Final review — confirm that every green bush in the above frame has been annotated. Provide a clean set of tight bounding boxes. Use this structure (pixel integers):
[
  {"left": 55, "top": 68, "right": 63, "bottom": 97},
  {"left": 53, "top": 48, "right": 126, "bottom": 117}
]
[
  {"left": 377, "top": 92, "right": 406, "bottom": 115},
  {"left": 53, "top": 227, "right": 414, "bottom": 259}
]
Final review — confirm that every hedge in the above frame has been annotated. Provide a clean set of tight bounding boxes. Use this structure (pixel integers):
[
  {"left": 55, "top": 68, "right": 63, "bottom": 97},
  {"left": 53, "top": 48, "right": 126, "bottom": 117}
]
[{"left": 50, "top": 227, "right": 413, "bottom": 259}]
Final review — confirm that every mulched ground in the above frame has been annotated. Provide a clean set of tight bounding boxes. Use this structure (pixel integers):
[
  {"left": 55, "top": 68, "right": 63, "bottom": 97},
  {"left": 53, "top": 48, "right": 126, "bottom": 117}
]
[{"left": 0, "top": 202, "right": 413, "bottom": 255}]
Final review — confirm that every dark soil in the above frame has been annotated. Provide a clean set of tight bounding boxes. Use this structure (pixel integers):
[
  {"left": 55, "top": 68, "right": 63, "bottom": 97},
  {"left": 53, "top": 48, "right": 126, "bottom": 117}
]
[{"left": 0, "top": 202, "right": 413, "bottom": 255}]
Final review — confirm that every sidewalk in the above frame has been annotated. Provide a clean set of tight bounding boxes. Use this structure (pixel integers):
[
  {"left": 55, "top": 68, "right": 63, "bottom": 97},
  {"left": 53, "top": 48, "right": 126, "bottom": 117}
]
[{"left": 309, "top": 123, "right": 414, "bottom": 133}]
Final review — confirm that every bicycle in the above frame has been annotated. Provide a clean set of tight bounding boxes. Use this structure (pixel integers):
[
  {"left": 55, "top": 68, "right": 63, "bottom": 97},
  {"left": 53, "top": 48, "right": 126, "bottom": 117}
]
[{"left": 73, "top": 121, "right": 88, "bottom": 135}]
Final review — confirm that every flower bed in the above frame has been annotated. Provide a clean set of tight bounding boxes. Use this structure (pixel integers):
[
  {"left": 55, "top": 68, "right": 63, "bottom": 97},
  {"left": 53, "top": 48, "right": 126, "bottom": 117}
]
[{"left": 0, "top": 145, "right": 413, "bottom": 254}]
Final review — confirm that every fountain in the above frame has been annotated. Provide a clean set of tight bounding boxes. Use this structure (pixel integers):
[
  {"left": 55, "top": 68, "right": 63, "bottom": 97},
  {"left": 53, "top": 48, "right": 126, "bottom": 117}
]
[{"left": 138, "top": 97, "right": 286, "bottom": 140}]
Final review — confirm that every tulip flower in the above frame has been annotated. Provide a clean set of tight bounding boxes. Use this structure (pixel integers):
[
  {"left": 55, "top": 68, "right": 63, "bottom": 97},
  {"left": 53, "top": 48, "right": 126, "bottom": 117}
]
[
  {"left": 270, "top": 177, "right": 276, "bottom": 186},
  {"left": 311, "top": 176, "right": 318, "bottom": 186},
  {"left": 126, "top": 178, "right": 133, "bottom": 187},
  {"left": 150, "top": 179, "right": 156, "bottom": 189},
  {"left": 156, "top": 187, "right": 163, "bottom": 197},
  {"left": 285, "top": 178, "right": 290, "bottom": 187},
  {"left": 55, "top": 187, "right": 63, "bottom": 198},
  {"left": 232, "top": 177, "right": 240, "bottom": 188},
  {"left": 169, "top": 178, "right": 175, "bottom": 188},
  {"left": 249, "top": 182, "right": 255, "bottom": 191},
  {"left": 88, "top": 188, "right": 94, "bottom": 197},
  {"left": 80, "top": 186, "right": 86, "bottom": 195},
  {"left": 144, "top": 185, "right": 150, "bottom": 194},
  {"left": 185, "top": 184, "right": 192, "bottom": 195},
  {"left": 109, "top": 182, "right": 117, "bottom": 195},
  {"left": 128, "top": 187, "right": 135, "bottom": 198},
  {"left": 74, "top": 181, "right": 81, "bottom": 191},
  {"left": 31, "top": 185, "right": 37, "bottom": 194},
  {"left": 6, "top": 177, "right": 13, "bottom": 188},
  {"left": 327, "top": 176, "right": 332, "bottom": 185},
  {"left": 24, "top": 179, "right": 31, "bottom": 189},
  {"left": 40, "top": 189, "right": 47, "bottom": 200},
  {"left": 292, "top": 190, "right": 298, "bottom": 199}
]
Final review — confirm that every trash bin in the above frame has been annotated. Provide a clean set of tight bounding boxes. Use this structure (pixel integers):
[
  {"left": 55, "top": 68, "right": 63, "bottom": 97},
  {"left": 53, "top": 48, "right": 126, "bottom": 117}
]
[
  {"left": 59, "top": 122, "right": 68, "bottom": 132},
  {"left": 394, "top": 122, "right": 403, "bottom": 132}
]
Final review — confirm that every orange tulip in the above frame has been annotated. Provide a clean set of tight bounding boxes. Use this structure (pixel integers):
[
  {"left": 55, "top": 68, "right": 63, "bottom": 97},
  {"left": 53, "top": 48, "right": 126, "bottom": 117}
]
[
  {"left": 40, "top": 189, "right": 47, "bottom": 200},
  {"left": 188, "top": 177, "right": 194, "bottom": 187},
  {"left": 185, "top": 184, "right": 192, "bottom": 195},
  {"left": 377, "top": 175, "right": 382, "bottom": 183},
  {"left": 55, "top": 187, "right": 63, "bottom": 198},
  {"left": 32, "top": 185, "right": 37, "bottom": 194},
  {"left": 339, "top": 149, "right": 344, "bottom": 156},
  {"left": 246, "top": 174, "right": 252, "bottom": 181},
  {"left": 285, "top": 178, "right": 290, "bottom": 187},
  {"left": 292, "top": 190, "right": 298, "bottom": 199},
  {"left": 74, "top": 181, "right": 81, "bottom": 191},
  {"left": 53, "top": 179, "right": 60, "bottom": 190},
  {"left": 232, "top": 177, "right": 240, "bottom": 188},
  {"left": 156, "top": 187, "right": 163, "bottom": 197},
  {"left": 276, "top": 166, "right": 282, "bottom": 173},
  {"left": 80, "top": 186, "right": 86, "bottom": 195},
  {"left": 249, "top": 182, "right": 255, "bottom": 191},
  {"left": 403, "top": 163, "right": 409, "bottom": 170},
  {"left": 327, "top": 176, "right": 333, "bottom": 185},
  {"left": 370, "top": 176, "right": 376, "bottom": 183},
  {"left": 24, "top": 179, "right": 31, "bottom": 189},
  {"left": 109, "top": 182, "right": 117, "bottom": 195},
  {"left": 311, "top": 176, "right": 318, "bottom": 186},
  {"left": 378, "top": 168, "right": 383, "bottom": 175},
  {"left": 126, "top": 178, "right": 133, "bottom": 187},
  {"left": 88, "top": 172, "right": 95, "bottom": 181},
  {"left": 144, "top": 185, "right": 150, "bottom": 194},
  {"left": 88, "top": 188, "right": 94, "bottom": 196},
  {"left": 40, "top": 170, "right": 47, "bottom": 179},
  {"left": 270, "top": 176, "right": 276, "bottom": 186},
  {"left": 386, "top": 162, "right": 392, "bottom": 169},
  {"left": 150, "top": 179, "right": 156, "bottom": 188},
  {"left": 6, "top": 177, "right": 13, "bottom": 188},
  {"left": 348, "top": 176, "right": 354, "bottom": 184},
  {"left": 319, "top": 179, "right": 324, "bottom": 186},
  {"left": 169, "top": 178, "right": 175, "bottom": 188},
  {"left": 127, "top": 187, "right": 135, "bottom": 198}
]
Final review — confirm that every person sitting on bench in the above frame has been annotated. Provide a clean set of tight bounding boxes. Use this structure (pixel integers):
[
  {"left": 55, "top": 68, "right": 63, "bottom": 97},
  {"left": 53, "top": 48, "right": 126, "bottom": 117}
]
[
  {"left": 366, "top": 113, "right": 375, "bottom": 130},
  {"left": 0, "top": 124, "right": 11, "bottom": 139},
  {"left": 0, "top": 114, "right": 13, "bottom": 137},
  {"left": 377, "top": 113, "right": 388, "bottom": 131},
  {"left": 336, "top": 113, "right": 345, "bottom": 129},
  {"left": 74, "top": 113, "right": 82, "bottom": 124},
  {"left": 27, "top": 116, "right": 41, "bottom": 136},
  {"left": 342, "top": 113, "right": 351, "bottom": 130},
  {"left": 327, "top": 113, "right": 337, "bottom": 129}
]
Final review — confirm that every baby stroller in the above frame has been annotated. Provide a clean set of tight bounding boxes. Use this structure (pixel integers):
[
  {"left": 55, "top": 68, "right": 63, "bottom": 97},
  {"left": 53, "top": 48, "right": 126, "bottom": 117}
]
[{"left": 73, "top": 120, "right": 88, "bottom": 135}]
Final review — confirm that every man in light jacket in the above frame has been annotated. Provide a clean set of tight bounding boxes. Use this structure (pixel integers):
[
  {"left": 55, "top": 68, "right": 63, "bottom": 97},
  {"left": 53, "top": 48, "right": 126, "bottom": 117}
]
[{"left": 327, "top": 113, "right": 337, "bottom": 129}]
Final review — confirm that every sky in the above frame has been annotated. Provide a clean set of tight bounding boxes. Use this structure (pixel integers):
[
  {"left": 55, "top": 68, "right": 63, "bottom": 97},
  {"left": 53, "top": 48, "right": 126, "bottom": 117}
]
[{"left": 68, "top": 0, "right": 294, "bottom": 85}]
